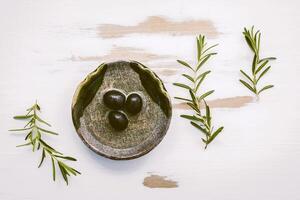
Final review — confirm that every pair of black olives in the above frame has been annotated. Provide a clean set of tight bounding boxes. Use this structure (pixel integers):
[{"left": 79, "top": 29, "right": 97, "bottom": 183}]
[{"left": 103, "top": 89, "right": 143, "bottom": 131}]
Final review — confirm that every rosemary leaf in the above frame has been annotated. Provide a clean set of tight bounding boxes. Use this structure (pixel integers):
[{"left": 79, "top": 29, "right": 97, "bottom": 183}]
[
  {"left": 252, "top": 55, "right": 257, "bottom": 74},
  {"left": 191, "top": 121, "right": 209, "bottom": 136},
  {"left": 37, "top": 127, "right": 59, "bottom": 135},
  {"left": 180, "top": 114, "right": 204, "bottom": 123},
  {"left": 259, "top": 57, "right": 276, "bottom": 63},
  {"left": 54, "top": 155, "right": 77, "bottom": 161},
  {"left": 255, "top": 60, "right": 268, "bottom": 74},
  {"left": 173, "top": 82, "right": 192, "bottom": 91},
  {"left": 9, "top": 127, "right": 33, "bottom": 132},
  {"left": 239, "top": 79, "right": 256, "bottom": 94},
  {"left": 205, "top": 101, "right": 211, "bottom": 128},
  {"left": 198, "top": 90, "right": 214, "bottom": 100},
  {"left": 202, "top": 44, "right": 218, "bottom": 55},
  {"left": 206, "top": 126, "right": 224, "bottom": 145},
  {"left": 25, "top": 132, "right": 32, "bottom": 140},
  {"left": 35, "top": 115, "right": 51, "bottom": 127},
  {"left": 174, "top": 96, "right": 192, "bottom": 102},
  {"left": 258, "top": 85, "right": 274, "bottom": 94},
  {"left": 197, "top": 54, "right": 212, "bottom": 70},
  {"left": 58, "top": 161, "right": 68, "bottom": 185},
  {"left": 240, "top": 70, "right": 254, "bottom": 84},
  {"left": 189, "top": 90, "right": 197, "bottom": 103},
  {"left": 187, "top": 102, "right": 200, "bottom": 113},
  {"left": 194, "top": 73, "right": 208, "bottom": 93},
  {"left": 197, "top": 37, "right": 201, "bottom": 61},
  {"left": 182, "top": 74, "right": 194, "bottom": 82},
  {"left": 257, "top": 66, "right": 271, "bottom": 82},
  {"left": 51, "top": 157, "right": 56, "bottom": 181},
  {"left": 177, "top": 60, "right": 194, "bottom": 71},
  {"left": 38, "top": 149, "right": 46, "bottom": 168},
  {"left": 13, "top": 115, "right": 34, "bottom": 119},
  {"left": 195, "top": 71, "right": 211, "bottom": 82},
  {"left": 16, "top": 142, "right": 32, "bottom": 147}
]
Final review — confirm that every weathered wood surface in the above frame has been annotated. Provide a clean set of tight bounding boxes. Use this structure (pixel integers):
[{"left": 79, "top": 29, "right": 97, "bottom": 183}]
[{"left": 1, "top": 0, "right": 300, "bottom": 199}]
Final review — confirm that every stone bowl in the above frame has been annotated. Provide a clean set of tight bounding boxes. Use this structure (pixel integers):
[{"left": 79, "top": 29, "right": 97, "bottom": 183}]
[{"left": 71, "top": 61, "right": 172, "bottom": 160}]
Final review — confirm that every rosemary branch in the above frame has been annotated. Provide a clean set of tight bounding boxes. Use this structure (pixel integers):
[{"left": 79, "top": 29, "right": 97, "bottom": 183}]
[
  {"left": 240, "top": 26, "right": 276, "bottom": 97},
  {"left": 174, "top": 35, "right": 224, "bottom": 149},
  {"left": 9, "top": 101, "right": 80, "bottom": 185}
]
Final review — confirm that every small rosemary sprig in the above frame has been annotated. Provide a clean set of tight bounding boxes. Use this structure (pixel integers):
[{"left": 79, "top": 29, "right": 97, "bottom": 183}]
[
  {"left": 240, "top": 26, "right": 276, "bottom": 97},
  {"left": 173, "top": 35, "right": 224, "bottom": 149},
  {"left": 9, "top": 101, "right": 81, "bottom": 185}
]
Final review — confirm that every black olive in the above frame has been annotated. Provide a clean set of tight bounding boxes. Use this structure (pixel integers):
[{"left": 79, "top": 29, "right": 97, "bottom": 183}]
[
  {"left": 125, "top": 93, "right": 143, "bottom": 115},
  {"left": 108, "top": 110, "right": 128, "bottom": 131},
  {"left": 103, "top": 89, "right": 126, "bottom": 110}
]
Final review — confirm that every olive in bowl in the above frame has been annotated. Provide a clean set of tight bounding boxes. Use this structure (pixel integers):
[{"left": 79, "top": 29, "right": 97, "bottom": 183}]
[
  {"left": 103, "top": 89, "right": 126, "bottom": 110},
  {"left": 108, "top": 110, "right": 128, "bottom": 131},
  {"left": 125, "top": 93, "right": 143, "bottom": 115}
]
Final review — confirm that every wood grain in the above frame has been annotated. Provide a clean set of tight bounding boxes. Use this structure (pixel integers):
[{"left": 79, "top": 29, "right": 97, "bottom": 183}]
[
  {"left": 97, "top": 16, "right": 219, "bottom": 38},
  {"left": 69, "top": 46, "right": 174, "bottom": 63},
  {"left": 174, "top": 96, "right": 254, "bottom": 109},
  {"left": 143, "top": 174, "right": 178, "bottom": 188}
]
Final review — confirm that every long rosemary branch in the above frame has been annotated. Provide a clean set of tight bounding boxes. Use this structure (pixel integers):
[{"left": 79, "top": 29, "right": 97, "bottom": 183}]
[
  {"left": 174, "top": 35, "right": 224, "bottom": 149},
  {"left": 10, "top": 101, "right": 80, "bottom": 185},
  {"left": 240, "top": 26, "right": 276, "bottom": 97}
]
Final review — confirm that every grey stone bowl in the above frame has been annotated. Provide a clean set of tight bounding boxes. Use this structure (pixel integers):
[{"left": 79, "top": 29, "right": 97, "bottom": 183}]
[{"left": 71, "top": 61, "right": 172, "bottom": 160}]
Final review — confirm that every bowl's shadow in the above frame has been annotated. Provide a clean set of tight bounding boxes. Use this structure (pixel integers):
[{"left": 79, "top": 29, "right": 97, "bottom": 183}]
[{"left": 81, "top": 143, "right": 150, "bottom": 174}]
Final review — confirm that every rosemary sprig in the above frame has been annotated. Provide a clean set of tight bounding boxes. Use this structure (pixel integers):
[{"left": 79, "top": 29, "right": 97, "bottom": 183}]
[
  {"left": 9, "top": 101, "right": 81, "bottom": 185},
  {"left": 240, "top": 26, "right": 276, "bottom": 97},
  {"left": 173, "top": 35, "right": 224, "bottom": 149}
]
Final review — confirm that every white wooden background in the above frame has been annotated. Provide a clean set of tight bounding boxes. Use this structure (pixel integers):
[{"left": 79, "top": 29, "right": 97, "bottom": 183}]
[{"left": 1, "top": 0, "right": 300, "bottom": 199}]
